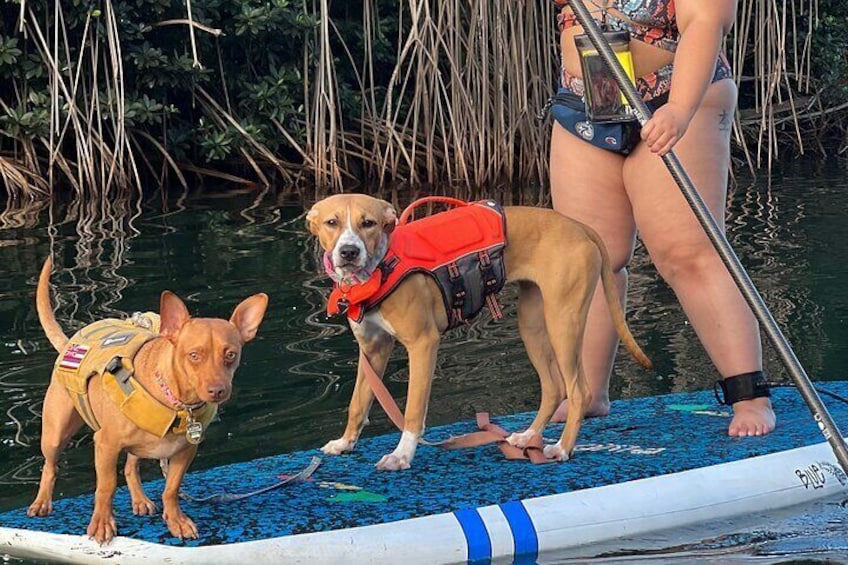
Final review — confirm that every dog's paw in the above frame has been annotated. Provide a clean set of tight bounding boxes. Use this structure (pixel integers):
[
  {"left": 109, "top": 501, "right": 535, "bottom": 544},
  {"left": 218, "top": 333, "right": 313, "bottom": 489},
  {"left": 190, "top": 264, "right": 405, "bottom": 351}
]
[
  {"left": 506, "top": 429, "right": 539, "bottom": 449},
  {"left": 86, "top": 511, "right": 118, "bottom": 545},
  {"left": 543, "top": 443, "right": 571, "bottom": 462},
  {"left": 375, "top": 452, "right": 411, "bottom": 471},
  {"left": 131, "top": 496, "right": 158, "bottom": 516},
  {"left": 321, "top": 437, "right": 356, "bottom": 455},
  {"left": 163, "top": 508, "right": 199, "bottom": 541},
  {"left": 27, "top": 498, "right": 53, "bottom": 517}
]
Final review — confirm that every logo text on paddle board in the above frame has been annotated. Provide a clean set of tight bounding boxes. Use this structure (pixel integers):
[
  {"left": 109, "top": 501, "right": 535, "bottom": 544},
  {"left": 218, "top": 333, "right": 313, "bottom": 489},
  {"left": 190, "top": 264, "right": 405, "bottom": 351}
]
[
  {"left": 795, "top": 463, "right": 826, "bottom": 489},
  {"left": 574, "top": 442, "right": 666, "bottom": 455},
  {"left": 818, "top": 461, "right": 848, "bottom": 487},
  {"left": 814, "top": 413, "right": 833, "bottom": 440}
]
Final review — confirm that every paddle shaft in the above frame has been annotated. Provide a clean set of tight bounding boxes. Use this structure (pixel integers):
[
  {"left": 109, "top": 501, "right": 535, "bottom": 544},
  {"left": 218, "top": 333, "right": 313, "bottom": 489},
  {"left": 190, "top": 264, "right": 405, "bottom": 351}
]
[{"left": 564, "top": 0, "right": 848, "bottom": 474}]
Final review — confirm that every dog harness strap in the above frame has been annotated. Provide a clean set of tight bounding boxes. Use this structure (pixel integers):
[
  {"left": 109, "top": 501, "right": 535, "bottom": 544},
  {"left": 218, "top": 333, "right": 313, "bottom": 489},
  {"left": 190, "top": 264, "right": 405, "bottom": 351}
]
[
  {"left": 101, "top": 363, "right": 177, "bottom": 437},
  {"left": 447, "top": 261, "right": 467, "bottom": 325},
  {"left": 101, "top": 366, "right": 218, "bottom": 438},
  {"left": 359, "top": 353, "right": 554, "bottom": 464},
  {"left": 479, "top": 250, "right": 504, "bottom": 320}
]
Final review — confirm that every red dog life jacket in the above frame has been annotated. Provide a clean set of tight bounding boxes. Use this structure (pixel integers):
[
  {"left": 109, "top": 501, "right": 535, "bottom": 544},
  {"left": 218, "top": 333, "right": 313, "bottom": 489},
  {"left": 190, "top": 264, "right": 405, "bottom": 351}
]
[{"left": 328, "top": 200, "right": 508, "bottom": 330}]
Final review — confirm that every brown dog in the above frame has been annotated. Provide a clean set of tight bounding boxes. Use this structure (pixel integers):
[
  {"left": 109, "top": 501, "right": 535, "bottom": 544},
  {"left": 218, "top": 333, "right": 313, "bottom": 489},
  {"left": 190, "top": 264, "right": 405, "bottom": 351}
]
[
  {"left": 308, "top": 194, "right": 651, "bottom": 470},
  {"left": 28, "top": 257, "right": 268, "bottom": 544}
]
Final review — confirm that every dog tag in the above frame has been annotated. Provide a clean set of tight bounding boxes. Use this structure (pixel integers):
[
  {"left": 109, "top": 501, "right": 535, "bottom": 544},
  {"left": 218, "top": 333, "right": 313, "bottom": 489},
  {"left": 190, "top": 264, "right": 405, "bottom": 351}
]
[{"left": 186, "top": 421, "right": 204, "bottom": 444}]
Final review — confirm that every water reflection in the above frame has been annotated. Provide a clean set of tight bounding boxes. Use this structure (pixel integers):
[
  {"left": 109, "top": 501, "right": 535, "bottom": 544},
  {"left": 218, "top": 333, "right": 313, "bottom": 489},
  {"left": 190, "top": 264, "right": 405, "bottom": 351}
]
[{"left": 1, "top": 159, "right": 847, "bottom": 562}]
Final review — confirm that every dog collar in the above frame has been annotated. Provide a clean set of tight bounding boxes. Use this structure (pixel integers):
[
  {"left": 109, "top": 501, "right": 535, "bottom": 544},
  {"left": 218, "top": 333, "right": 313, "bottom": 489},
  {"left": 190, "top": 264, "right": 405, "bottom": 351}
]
[
  {"left": 327, "top": 269, "right": 383, "bottom": 319},
  {"left": 325, "top": 233, "right": 389, "bottom": 319},
  {"left": 155, "top": 371, "right": 206, "bottom": 411}
]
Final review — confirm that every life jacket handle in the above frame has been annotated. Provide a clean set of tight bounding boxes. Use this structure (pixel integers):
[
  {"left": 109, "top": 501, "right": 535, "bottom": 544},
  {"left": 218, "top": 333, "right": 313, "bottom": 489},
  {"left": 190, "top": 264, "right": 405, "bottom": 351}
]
[{"left": 398, "top": 196, "right": 470, "bottom": 225}]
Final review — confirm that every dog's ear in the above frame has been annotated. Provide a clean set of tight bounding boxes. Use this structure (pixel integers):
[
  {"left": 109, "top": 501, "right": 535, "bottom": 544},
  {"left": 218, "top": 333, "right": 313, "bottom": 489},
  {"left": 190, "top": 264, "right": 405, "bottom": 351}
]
[
  {"left": 159, "top": 291, "right": 191, "bottom": 339},
  {"left": 382, "top": 202, "right": 398, "bottom": 234},
  {"left": 229, "top": 293, "right": 269, "bottom": 343},
  {"left": 306, "top": 205, "right": 320, "bottom": 235}
]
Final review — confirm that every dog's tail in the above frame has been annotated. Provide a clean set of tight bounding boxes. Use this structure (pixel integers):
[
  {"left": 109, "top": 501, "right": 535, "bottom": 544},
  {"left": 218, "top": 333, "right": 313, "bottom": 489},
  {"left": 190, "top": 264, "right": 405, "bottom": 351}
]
[
  {"left": 584, "top": 227, "right": 653, "bottom": 370},
  {"left": 36, "top": 257, "right": 69, "bottom": 352}
]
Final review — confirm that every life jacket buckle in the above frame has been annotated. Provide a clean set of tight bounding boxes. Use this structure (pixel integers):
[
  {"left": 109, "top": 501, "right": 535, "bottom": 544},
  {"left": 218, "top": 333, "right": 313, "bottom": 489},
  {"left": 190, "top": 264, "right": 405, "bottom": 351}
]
[{"left": 337, "top": 297, "right": 350, "bottom": 315}]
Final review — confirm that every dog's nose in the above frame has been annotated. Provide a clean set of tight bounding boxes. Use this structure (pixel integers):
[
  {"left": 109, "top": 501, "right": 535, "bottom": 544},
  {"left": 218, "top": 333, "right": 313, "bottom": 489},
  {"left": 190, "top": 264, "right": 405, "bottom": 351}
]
[
  {"left": 207, "top": 384, "right": 229, "bottom": 402},
  {"left": 339, "top": 245, "right": 360, "bottom": 262}
]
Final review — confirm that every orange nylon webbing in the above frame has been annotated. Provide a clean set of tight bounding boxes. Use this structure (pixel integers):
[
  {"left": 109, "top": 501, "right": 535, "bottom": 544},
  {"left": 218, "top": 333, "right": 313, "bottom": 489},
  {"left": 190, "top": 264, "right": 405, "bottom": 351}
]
[{"left": 359, "top": 351, "right": 553, "bottom": 464}]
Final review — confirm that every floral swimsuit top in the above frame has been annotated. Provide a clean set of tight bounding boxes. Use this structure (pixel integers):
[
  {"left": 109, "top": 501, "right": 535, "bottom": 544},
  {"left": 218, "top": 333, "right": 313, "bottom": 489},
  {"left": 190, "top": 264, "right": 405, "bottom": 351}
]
[
  {"left": 554, "top": 0, "right": 731, "bottom": 102},
  {"left": 556, "top": 0, "right": 679, "bottom": 53}
]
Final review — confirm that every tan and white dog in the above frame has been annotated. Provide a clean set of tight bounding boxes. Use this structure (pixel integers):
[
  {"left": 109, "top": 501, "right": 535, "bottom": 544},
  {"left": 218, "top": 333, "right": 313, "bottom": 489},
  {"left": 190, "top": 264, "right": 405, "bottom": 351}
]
[{"left": 307, "top": 194, "right": 651, "bottom": 470}]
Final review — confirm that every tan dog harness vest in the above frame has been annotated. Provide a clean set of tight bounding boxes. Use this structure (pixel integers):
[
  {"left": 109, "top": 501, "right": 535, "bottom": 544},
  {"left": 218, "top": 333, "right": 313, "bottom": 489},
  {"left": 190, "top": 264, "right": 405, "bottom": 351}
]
[{"left": 53, "top": 313, "right": 217, "bottom": 437}]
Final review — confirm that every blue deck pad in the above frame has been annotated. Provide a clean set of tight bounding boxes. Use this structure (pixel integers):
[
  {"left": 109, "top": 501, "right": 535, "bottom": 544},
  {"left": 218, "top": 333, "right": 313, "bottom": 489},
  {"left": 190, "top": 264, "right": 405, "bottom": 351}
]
[{"left": 1, "top": 383, "right": 847, "bottom": 548}]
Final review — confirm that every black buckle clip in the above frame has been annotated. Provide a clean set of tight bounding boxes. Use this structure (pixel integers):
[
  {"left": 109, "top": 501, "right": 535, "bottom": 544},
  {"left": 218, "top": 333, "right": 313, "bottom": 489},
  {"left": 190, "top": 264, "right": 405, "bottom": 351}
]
[
  {"left": 105, "top": 356, "right": 131, "bottom": 384},
  {"left": 478, "top": 250, "right": 500, "bottom": 291},
  {"left": 382, "top": 256, "right": 400, "bottom": 277},
  {"left": 446, "top": 262, "right": 466, "bottom": 309},
  {"left": 337, "top": 298, "right": 350, "bottom": 315}
]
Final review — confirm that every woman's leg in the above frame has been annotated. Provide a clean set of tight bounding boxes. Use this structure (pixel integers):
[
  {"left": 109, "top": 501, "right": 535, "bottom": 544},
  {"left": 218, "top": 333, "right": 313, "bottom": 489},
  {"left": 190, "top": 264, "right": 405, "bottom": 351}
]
[
  {"left": 549, "top": 122, "right": 636, "bottom": 421},
  {"left": 623, "top": 79, "right": 775, "bottom": 436}
]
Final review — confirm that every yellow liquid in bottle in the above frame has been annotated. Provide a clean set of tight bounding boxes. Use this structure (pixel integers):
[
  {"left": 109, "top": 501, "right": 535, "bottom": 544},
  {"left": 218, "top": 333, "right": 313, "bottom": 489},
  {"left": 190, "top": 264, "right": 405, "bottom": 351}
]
[{"left": 615, "top": 50, "right": 636, "bottom": 105}]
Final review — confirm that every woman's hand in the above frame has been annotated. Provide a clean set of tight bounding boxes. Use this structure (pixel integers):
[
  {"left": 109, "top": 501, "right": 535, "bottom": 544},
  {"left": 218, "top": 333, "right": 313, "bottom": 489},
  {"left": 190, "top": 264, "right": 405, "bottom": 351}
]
[{"left": 640, "top": 102, "right": 693, "bottom": 156}]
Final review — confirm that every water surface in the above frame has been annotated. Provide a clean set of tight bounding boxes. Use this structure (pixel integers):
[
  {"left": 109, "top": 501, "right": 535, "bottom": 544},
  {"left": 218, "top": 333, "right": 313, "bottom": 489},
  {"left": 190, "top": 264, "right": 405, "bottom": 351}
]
[{"left": 1, "top": 159, "right": 847, "bottom": 563}]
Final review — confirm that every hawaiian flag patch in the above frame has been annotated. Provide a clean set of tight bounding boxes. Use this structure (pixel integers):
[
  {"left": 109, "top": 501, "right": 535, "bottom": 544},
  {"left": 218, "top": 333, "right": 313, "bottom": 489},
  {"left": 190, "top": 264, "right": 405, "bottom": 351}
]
[{"left": 59, "top": 344, "right": 90, "bottom": 372}]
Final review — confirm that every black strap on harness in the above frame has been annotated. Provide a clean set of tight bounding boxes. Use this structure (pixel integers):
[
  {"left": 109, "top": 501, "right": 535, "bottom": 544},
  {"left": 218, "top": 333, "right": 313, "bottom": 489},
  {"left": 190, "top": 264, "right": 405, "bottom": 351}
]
[
  {"left": 382, "top": 255, "right": 400, "bottom": 277},
  {"left": 714, "top": 370, "right": 771, "bottom": 405},
  {"left": 478, "top": 250, "right": 503, "bottom": 320},
  {"left": 447, "top": 262, "right": 466, "bottom": 325}
]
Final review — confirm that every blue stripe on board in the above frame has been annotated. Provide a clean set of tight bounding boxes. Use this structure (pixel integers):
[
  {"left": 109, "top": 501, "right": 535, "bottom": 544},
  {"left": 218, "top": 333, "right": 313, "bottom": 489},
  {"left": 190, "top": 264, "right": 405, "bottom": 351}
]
[
  {"left": 500, "top": 500, "right": 538, "bottom": 563},
  {"left": 453, "top": 508, "right": 492, "bottom": 564}
]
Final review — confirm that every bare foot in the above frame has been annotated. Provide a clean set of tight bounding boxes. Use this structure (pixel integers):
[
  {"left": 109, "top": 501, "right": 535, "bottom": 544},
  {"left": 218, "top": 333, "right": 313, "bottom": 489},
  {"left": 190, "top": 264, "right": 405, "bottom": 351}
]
[
  {"left": 551, "top": 395, "right": 610, "bottom": 423},
  {"left": 728, "top": 397, "right": 775, "bottom": 437}
]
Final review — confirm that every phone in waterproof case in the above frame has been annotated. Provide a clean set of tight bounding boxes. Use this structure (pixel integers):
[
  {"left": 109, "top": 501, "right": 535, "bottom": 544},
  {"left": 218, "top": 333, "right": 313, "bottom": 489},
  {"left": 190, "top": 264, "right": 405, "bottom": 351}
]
[{"left": 574, "top": 30, "right": 637, "bottom": 123}]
